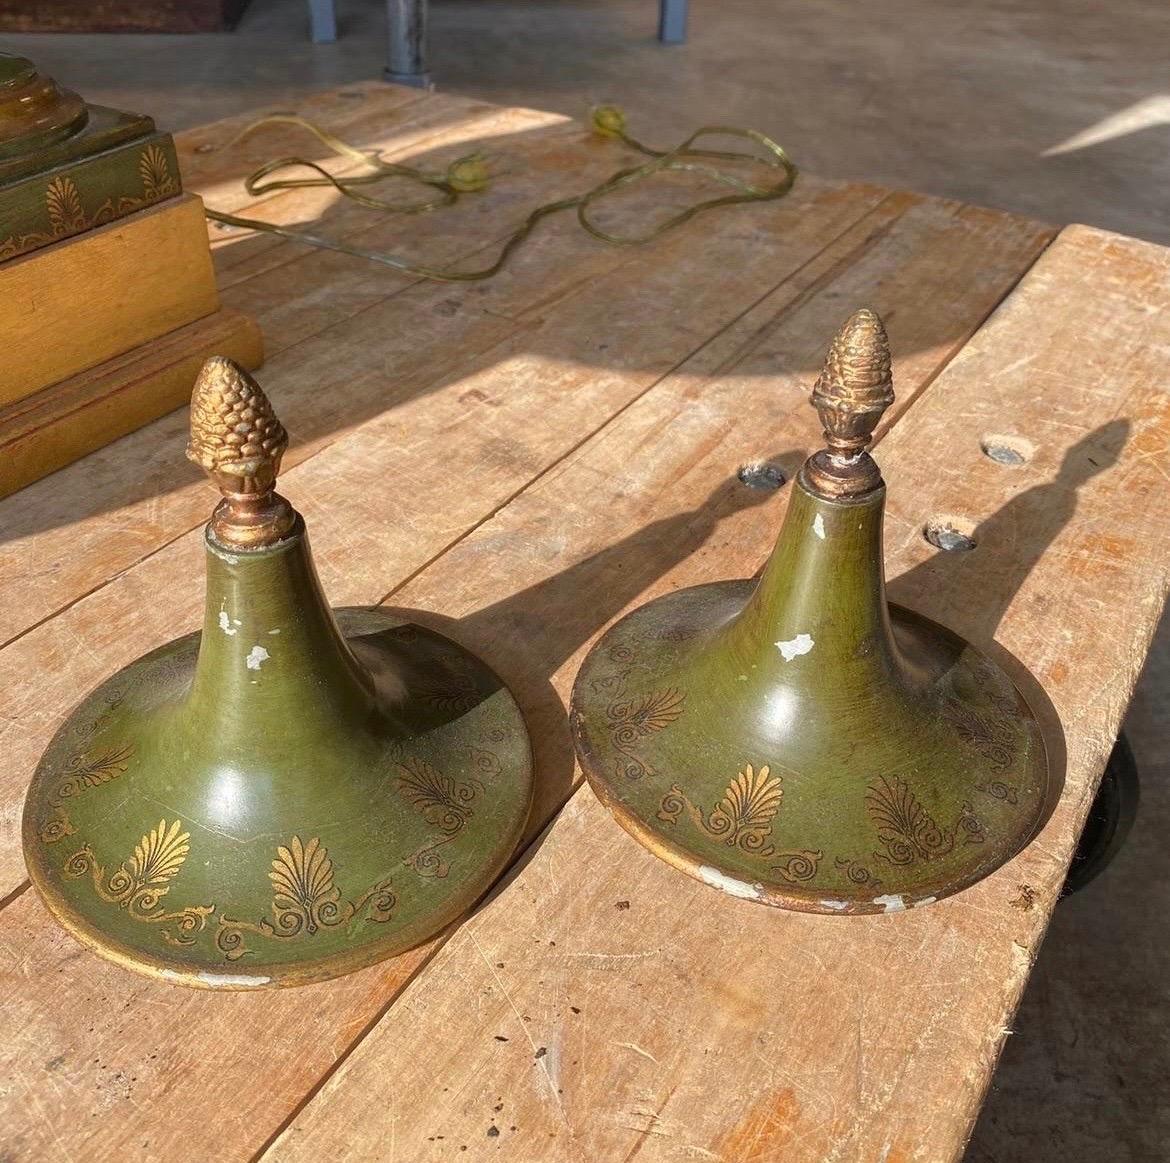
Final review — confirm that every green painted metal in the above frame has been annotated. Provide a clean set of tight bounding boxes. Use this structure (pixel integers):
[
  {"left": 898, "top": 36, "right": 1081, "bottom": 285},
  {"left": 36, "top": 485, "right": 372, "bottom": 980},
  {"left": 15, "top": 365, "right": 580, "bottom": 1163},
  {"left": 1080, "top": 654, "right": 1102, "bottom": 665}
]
[
  {"left": 23, "top": 521, "right": 533, "bottom": 988},
  {"left": 571, "top": 471, "right": 1051, "bottom": 914}
]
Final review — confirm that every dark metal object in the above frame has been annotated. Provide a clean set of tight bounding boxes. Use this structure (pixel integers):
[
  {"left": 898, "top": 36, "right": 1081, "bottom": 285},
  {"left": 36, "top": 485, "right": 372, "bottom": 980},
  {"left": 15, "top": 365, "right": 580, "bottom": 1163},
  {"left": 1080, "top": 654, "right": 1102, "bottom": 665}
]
[
  {"left": 1062, "top": 732, "right": 1139, "bottom": 896},
  {"left": 384, "top": 0, "right": 431, "bottom": 88},
  {"left": 658, "top": 0, "right": 688, "bottom": 44},
  {"left": 308, "top": 0, "right": 337, "bottom": 43},
  {"left": 570, "top": 309, "right": 1053, "bottom": 914},
  {"left": 23, "top": 359, "right": 533, "bottom": 988}
]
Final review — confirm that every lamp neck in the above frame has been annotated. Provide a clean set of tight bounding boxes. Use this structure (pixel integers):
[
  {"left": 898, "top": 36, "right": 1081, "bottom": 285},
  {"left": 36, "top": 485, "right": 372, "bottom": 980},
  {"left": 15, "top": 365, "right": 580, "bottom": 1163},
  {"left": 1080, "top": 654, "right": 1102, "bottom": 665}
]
[{"left": 183, "top": 519, "right": 376, "bottom": 751}]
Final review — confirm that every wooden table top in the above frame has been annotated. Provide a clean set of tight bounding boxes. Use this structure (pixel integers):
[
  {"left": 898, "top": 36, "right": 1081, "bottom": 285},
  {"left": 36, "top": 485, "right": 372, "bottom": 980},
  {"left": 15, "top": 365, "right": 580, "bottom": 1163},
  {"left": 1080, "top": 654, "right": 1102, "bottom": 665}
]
[{"left": 2, "top": 82, "right": 1168, "bottom": 1163}]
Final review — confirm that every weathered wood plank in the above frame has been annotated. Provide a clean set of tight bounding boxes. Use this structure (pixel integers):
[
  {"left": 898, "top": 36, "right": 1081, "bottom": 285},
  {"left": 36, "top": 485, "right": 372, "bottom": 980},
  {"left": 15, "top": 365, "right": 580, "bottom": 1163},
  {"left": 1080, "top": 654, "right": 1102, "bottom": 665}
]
[
  {"left": 0, "top": 195, "right": 1048, "bottom": 1161},
  {"left": 0, "top": 111, "right": 857, "bottom": 648},
  {"left": 0, "top": 177, "right": 898, "bottom": 892},
  {"left": 260, "top": 226, "right": 1170, "bottom": 1163}
]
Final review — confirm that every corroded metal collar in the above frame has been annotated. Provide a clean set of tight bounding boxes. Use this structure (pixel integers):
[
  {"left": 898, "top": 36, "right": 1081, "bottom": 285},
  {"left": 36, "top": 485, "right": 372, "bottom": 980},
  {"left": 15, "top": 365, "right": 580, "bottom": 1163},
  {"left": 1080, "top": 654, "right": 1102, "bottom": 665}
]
[
  {"left": 187, "top": 356, "right": 295, "bottom": 549},
  {"left": 804, "top": 308, "right": 894, "bottom": 499}
]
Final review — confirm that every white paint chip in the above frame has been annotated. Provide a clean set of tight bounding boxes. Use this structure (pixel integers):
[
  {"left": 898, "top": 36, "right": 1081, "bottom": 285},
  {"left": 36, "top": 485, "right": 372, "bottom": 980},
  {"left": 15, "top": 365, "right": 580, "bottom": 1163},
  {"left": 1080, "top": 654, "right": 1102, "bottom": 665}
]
[
  {"left": 160, "top": 969, "right": 271, "bottom": 988},
  {"left": 873, "top": 893, "right": 907, "bottom": 913},
  {"left": 775, "top": 633, "right": 814, "bottom": 661},
  {"left": 218, "top": 610, "right": 237, "bottom": 636},
  {"left": 913, "top": 896, "right": 937, "bottom": 909},
  {"left": 813, "top": 513, "right": 826, "bottom": 539},
  {"left": 246, "top": 645, "right": 270, "bottom": 671},
  {"left": 268, "top": 628, "right": 282, "bottom": 635},
  {"left": 198, "top": 971, "right": 271, "bottom": 988},
  {"left": 819, "top": 899, "right": 849, "bottom": 911},
  {"left": 698, "top": 865, "right": 763, "bottom": 901}
]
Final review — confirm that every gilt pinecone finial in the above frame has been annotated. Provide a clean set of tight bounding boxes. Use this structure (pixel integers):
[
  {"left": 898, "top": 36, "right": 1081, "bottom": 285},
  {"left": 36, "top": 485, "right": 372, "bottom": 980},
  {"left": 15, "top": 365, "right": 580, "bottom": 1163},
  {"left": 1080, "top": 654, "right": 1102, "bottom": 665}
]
[
  {"left": 188, "top": 357, "right": 295, "bottom": 548},
  {"left": 804, "top": 309, "right": 895, "bottom": 498},
  {"left": 188, "top": 356, "right": 288, "bottom": 494}
]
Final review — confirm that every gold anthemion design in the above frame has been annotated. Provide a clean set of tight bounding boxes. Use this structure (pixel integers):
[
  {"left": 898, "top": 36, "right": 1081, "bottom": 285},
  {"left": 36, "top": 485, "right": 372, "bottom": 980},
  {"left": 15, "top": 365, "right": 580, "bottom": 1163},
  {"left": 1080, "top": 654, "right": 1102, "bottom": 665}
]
[
  {"left": 39, "top": 744, "right": 133, "bottom": 845},
  {"left": 46, "top": 175, "right": 88, "bottom": 233},
  {"left": 865, "top": 775, "right": 984, "bottom": 866},
  {"left": 942, "top": 699, "right": 1018, "bottom": 773},
  {"left": 139, "top": 143, "right": 179, "bottom": 200},
  {"left": 215, "top": 836, "right": 396, "bottom": 961},
  {"left": 416, "top": 663, "right": 480, "bottom": 714},
  {"left": 657, "top": 763, "right": 822, "bottom": 879},
  {"left": 397, "top": 756, "right": 484, "bottom": 878},
  {"left": 64, "top": 819, "right": 215, "bottom": 946},
  {"left": 0, "top": 144, "right": 178, "bottom": 258},
  {"left": 50, "top": 744, "right": 133, "bottom": 805},
  {"left": 596, "top": 672, "right": 685, "bottom": 780}
]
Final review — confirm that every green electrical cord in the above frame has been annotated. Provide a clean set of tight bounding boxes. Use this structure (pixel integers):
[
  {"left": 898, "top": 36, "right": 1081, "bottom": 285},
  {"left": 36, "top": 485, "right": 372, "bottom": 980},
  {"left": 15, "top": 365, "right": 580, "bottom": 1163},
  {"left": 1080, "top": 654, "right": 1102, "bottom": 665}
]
[{"left": 202, "top": 104, "right": 798, "bottom": 283}]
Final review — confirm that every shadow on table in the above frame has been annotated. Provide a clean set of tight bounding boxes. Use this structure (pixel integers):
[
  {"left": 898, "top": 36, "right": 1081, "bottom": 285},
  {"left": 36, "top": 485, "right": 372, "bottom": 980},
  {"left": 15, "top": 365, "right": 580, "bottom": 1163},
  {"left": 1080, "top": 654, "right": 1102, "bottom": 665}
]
[
  {"left": 966, "top": 595, "right": 1170, "bottom": 1162},
  {"left": 382, "top": 444, "right": 806, "bottom": 882},
  {"left": 888, "top": 418, "right": 1131, "bottom": 830}
]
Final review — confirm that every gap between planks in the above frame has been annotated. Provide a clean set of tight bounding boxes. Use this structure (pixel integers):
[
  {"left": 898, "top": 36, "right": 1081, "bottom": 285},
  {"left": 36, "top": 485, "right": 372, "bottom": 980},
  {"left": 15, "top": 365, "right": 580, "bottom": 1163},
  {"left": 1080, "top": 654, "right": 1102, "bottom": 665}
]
[
  {"left": 0, "top": 188, "right": 905, "bottom": 659},
  {"left": 257, "top": 226, "right": 1170, "bottom": 1163},
  {"left": 0, "top": 182, "right": 1053, "bottom": 1163},
  {"left": 0, "top": 190, "right": 919, "bottom": 916}
]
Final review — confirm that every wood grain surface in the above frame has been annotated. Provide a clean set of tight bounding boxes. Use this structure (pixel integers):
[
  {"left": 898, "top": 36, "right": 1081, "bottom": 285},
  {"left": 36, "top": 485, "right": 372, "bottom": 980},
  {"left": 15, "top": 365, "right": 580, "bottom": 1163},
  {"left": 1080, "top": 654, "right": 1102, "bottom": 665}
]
[
  {"left": 0, "top": 84, "right": 1163, "bottom": 1163},
  {"left": 263, "top": 225, "right": 1170, "bottom": 1163},
  {"left": 0, "top": 194, "right": 218, "bottom": 407},
  {"left": 0, "top": 306, "right": 261, "bottom": 499}
]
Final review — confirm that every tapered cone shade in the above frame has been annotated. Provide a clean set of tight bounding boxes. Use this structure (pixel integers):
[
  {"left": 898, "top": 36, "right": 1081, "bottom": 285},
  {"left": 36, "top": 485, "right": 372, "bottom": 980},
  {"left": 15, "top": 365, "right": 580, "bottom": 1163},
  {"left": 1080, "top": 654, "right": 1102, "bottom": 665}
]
[
  {"left": 23, "top": 359, "right": 533, "bottom": 987},
  {"left": 570, "top": 310, "right": 1050, "bottom": 913}
]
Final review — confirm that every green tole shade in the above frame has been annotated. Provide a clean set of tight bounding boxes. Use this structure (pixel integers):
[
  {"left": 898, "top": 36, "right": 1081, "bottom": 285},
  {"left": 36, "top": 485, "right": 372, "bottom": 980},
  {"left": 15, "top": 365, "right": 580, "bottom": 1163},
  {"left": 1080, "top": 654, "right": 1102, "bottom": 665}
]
[
  {"left": 23, "top": 358, "right": 533, "bottom": 988},
  {"left": 571, "top": 309, "right": 1051, "bottom": 913}
]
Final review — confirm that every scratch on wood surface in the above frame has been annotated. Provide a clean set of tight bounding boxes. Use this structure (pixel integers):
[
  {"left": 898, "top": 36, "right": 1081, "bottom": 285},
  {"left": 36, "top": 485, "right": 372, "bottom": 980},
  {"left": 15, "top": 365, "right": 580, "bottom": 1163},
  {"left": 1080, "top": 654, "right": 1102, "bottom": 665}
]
[
  {"left": 716, "top": 1087, "right": 799, "bottom": 1162},
  {"left": 619, "top": 1084, "right": 678, "bottom": 1163},
  {"left": 467, "top": 930, "right": 569, "bottom": 1126},
  {"left": 613, "top": 1041, "right": 659, "bottom": 1063}
]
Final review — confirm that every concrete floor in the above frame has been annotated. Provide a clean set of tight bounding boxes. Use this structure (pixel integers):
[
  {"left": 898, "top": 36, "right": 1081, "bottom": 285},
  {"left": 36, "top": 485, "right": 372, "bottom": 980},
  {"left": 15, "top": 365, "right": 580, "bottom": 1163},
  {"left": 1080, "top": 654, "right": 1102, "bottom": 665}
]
[{"left": 6, "top": 1, "right": 1170, "bottom": 1158}]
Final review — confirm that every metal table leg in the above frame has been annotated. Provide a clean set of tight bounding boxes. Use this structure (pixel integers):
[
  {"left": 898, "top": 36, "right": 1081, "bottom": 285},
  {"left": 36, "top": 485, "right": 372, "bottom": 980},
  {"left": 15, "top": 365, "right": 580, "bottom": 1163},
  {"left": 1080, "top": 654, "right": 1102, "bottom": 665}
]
[
  {"left": 308, "top": 0, "right": 337, "bottom": 43},
  {"left": 658, "top": 0, "right": 688, "bottom": 44},
  {"left": 385, "top": 0, "right": 431, "bottom": 87}
]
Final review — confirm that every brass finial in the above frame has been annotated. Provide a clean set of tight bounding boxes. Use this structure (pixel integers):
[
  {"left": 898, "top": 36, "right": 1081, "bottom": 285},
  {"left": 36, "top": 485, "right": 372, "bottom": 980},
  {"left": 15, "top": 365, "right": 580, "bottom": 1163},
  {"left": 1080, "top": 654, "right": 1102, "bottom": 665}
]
[
  {"left": 187, "top": 356, "right": 294, "bottom": 548},
  {"left": 804, "top": 308, "right": 895, "bottom": 498}
]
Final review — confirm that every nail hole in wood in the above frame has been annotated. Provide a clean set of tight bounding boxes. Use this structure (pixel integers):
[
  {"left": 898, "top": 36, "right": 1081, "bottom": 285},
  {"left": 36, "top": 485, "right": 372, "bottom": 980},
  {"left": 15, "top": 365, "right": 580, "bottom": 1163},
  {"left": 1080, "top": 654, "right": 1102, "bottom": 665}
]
[
  {"left": 924, "top": 517, "right": 977, "bottom": 552},
  {"left": 737, "top": 462, "right": 786, "bottom": 490},
  {"left": 980, "top": 434, "right": 1034, "bottom": 466}
]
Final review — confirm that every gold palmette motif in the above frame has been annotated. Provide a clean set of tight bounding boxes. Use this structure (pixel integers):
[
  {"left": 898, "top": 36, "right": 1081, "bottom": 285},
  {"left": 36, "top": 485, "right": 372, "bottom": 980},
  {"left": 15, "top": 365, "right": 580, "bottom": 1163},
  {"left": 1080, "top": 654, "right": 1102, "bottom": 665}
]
[
  {"left": 215, "top": 837, "right": 396, "bottom": 961},
  {"left": 396, "top": 757, "right": 481, "bottom": 832},
  {"left": 139, "top": 143, "right": 179, "bottom": 200},
  {"left": 396, "top": 756, "right": 484, "bottom": 879},
  {"left": 657, "top": 764, "right": 822, "bottom": 880},
  {"left": 50, "top": 745, "right": 133, "bottom": 803},
  {"left": 594, "top": 666, "right": 686, "bottom": 781},
  {"left": 865, "top": 775, "right": 984, "bottom": 866},
  {"left": 39, "top": 744, "right": 134, "bottom": 844},
  {"left": 63, "top": 819, "right": 215, "bottom": 946},
  {"left": 0, "top": 145, "right": 179, "bottom": 259}
]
